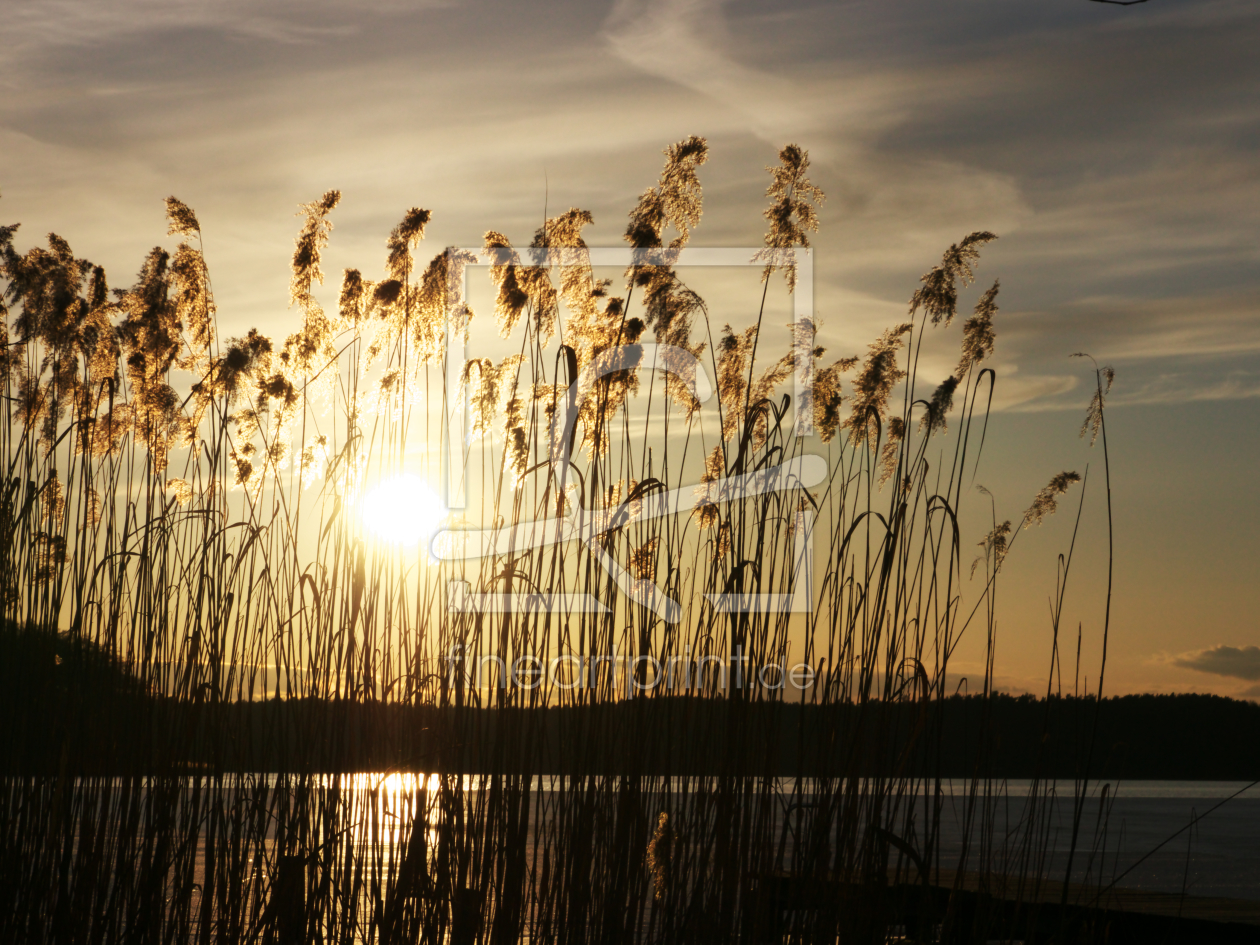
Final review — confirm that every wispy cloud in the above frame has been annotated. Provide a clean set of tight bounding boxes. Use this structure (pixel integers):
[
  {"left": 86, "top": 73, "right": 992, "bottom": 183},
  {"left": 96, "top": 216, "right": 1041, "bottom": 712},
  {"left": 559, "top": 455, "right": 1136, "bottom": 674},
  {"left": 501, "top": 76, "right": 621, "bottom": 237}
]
[
  {"left": 601, "top": 0, "right": 812, "bottom": 142},
  {"left": 1171, "top": 645, "right": 1260, "bottom": 681},
  {"left": 989, "top": 293, "right": 1260, "bottom": 411},
  {"left": 3, "top": 0, "right": 448, "bottom": 53}
]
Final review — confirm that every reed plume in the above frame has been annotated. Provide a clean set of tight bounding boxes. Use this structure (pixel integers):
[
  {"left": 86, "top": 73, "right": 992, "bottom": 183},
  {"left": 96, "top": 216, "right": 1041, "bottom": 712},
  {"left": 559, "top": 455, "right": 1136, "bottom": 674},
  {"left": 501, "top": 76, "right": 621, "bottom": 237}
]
[
  {"left": 803, "top": 331, "right": 858, "bottom": 443},
  {"left": 909, "top": 231, "right": 997, "bottom": 326},
  {"left": 282, "top": 192, "right": 343, "bottom": 388},
  {"left": 974, "top": 518, "right": 1012, "bottom": 577},
  {"left": 485, "top": 230, "right": 529, "bottom": 338},
  {"left": 170, "top": 243, "right": 214, "bottom": 364},
  {"left": 956, "top": 279, "right": 999, "bottom": 379},
  {"left": 624, "top": 135, "right": 708, "bottom": 253},
  {"left": 412, "top": 249, "right": 475, "bottom": 362},
  {"left": 646, "top": 812, "right": 674, "bottom": 901},
  {"left": 1024, "top": 471, "right": 1082, "bottom": 528},
  {"left": 920, "top": 375, "right": 959, "bottom": 435},
  {"left": 844, "top": 323, "right": 912, "bottom": 449},
  {"left": 754, "top": 144, "right": 824, "bottom": 291},
  {"left": 1078, "top": 359, "right": 1116, "bottom": 446},
  {"left": 880, "top": 415, "right": 905, "bottom": 485},
  {"left": 462, "top": 357, "right": 514, "bottom": 439},
  {"left": 716, "top": 324, "right": 758, "bottom": 441},
  {"left": 623, "top": 138, "right": 708, "bottom": 353},
  {"left": 164, "top": 196, "right": 201, "bottom": 237},
  {"left": 694, "top": 445, "right": 723, "bottom": 530},
  {"left": 338, "top": 268, "right": 369, "bottom": 328},
  {"left": 291, "top": 190, "right": 341, "bottom": 311}
]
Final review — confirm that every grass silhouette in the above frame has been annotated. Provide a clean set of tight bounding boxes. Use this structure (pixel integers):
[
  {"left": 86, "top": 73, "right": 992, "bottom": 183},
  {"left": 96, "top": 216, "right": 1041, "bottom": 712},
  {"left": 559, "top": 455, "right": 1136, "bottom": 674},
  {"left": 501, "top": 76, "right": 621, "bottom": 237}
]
[{"left": 0, "top": 139, "right": 1124, "bottom": 944}]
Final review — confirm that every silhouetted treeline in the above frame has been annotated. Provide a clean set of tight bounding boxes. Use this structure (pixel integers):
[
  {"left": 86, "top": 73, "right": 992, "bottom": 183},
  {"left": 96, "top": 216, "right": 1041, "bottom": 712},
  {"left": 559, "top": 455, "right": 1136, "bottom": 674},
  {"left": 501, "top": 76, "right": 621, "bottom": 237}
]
[{"left": 3, "top": 627, "right": 1256, "bottom": 779}]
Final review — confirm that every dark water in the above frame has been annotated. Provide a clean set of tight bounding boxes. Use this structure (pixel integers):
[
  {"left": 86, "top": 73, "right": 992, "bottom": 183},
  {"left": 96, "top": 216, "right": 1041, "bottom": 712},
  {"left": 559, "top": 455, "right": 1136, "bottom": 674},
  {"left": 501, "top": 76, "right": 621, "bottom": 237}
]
[
  {"left": 66, "top": 774, "right": 1260, "bottom": 931},
  {"left": 923, "top": 780, "right": 1260, "bottom": 900},
  {"left": 479, "top": 777, "right": 1260, "bottom": 901}
]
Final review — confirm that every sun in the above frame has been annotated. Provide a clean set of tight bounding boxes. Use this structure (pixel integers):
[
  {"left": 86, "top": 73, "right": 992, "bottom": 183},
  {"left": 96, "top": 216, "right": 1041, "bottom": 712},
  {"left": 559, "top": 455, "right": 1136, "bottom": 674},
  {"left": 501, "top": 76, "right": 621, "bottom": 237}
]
[{"left": 361, "top": 474, "right": 446, "bottom": 549}]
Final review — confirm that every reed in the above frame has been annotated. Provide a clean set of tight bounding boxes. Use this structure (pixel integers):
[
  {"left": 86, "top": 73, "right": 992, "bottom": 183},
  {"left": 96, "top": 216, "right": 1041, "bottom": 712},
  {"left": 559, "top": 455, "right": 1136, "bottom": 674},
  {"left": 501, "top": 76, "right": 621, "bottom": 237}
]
[{"left": 0, "top": 139, "right": 1118, "bottom": 944}]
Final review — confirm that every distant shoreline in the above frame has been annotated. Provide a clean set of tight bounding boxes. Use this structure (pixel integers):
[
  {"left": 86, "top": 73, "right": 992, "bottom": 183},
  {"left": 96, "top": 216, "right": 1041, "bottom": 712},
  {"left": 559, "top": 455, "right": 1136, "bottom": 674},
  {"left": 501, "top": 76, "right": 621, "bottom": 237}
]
[{"left": 5, "top": 659, "right": 1258, "bottom": 779}]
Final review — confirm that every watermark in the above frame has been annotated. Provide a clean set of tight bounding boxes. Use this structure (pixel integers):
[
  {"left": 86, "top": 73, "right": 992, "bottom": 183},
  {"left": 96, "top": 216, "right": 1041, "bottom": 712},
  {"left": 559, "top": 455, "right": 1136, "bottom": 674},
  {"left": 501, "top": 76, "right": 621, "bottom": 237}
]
[
  {"left": 439, "top": 247, "right": 817, "bottom": 508},
  {"left": 444, "top": 644, "right": 817, "bottom": 693},
  {"left": 431, "top": 247, "right": 823, "bottom": 619}
]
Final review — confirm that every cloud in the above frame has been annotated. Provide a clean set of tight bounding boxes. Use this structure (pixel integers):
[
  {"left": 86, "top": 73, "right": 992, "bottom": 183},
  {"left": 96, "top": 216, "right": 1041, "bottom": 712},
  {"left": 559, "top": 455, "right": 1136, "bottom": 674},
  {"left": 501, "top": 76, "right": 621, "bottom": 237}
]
[
  {"left": 985, "top": 292, "right": 1260, "bottom": 412},
  {"left": 600, "top": 0, "right": 1260, "bottom": 414},
  {"left": 601, "top": 0, "right": 813, "bottom": 141},
  {"left": 2, "top": 0, "right": 1258, "bottom": 420},
  {"left": 1172, "top": 645, "right": 1260, "bottom": 681},
  {"left": 1044, "top": 295, "right": 1260, "bottom": 364},
  {"left": 3, "top": 0, "right": 448, "bottom": 53}
]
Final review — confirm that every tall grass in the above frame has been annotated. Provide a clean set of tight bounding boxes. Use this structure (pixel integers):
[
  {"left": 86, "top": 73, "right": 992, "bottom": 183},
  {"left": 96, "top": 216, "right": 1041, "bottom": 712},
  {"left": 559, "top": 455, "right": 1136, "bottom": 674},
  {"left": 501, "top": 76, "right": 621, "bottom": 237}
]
[{"left": 0, "top": 139, "right": 1117, "bottom": 944}]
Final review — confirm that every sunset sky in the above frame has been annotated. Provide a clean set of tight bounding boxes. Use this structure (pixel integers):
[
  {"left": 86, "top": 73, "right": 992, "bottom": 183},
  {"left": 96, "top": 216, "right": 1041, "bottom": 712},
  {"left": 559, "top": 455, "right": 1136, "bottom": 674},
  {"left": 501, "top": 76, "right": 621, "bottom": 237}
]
[{"left": 3, "top": 0, "right": 1258, "bottom": 697}]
